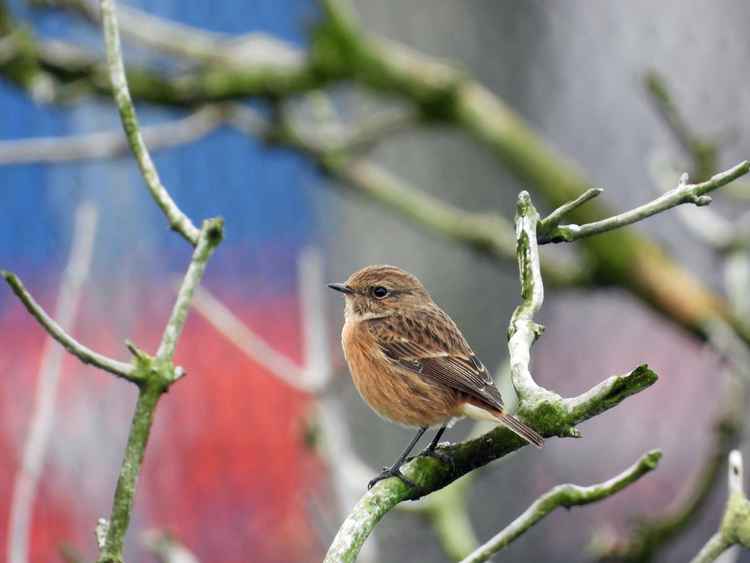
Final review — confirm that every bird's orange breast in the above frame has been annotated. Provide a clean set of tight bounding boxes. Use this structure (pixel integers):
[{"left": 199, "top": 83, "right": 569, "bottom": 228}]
[{"left": 341, "top": 320, "right": 461, "bottom": 427}]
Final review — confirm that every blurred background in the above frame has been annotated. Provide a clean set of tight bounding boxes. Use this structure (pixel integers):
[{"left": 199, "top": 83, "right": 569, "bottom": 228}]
[{"left": 1, "top": 1, "right": 749, "bottom": 561}]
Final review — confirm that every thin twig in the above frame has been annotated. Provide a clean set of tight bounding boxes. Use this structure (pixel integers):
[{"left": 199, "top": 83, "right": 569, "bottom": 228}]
[
  {"left": 99, "top": 0, "right": 200, "bottom": 245},
  {"left": 539, "top": 162, "right": 750, "bottom": 244},
  {"left": 7, "top": 203, "right": 98, "bottom": 563},
  {"left": 0, "top": 106, "right": 224, "bottom": 165},
  {"left": 191, "top": 286, "right": 308, "bottom": 388},
  {"left": 227, "top": 105, "right": 584, "bottom": 287},
  {"left": 1, "top": 271, "right": 137, "bottom": 381},
  {"left": 155, "top": 218, "right": 224, "bottom": 360},
  {"left": 34, "top": 0, "right": 306, "bottom": 67},
  {"left": 460, "top": 450, "right": 662, "bottom": 563},
  {"left": 538, "top": 187, "right": 603, "bottom": 236},
  {"left": 649, "top": 157, "right": 737, "bottom": 249},
  {"left": 691, "top": 451, "right": 750, "bottom": 563},
  {"left": 297, "top": 247, "right": 333, "bottom": 392}
]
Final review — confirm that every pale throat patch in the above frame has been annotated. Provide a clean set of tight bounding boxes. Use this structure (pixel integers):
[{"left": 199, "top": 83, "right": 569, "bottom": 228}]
[{"left": 344, "top": 300, "right": 389, "bottom": 323}]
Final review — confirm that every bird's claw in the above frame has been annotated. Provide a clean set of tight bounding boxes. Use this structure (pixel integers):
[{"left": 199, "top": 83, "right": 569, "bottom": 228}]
[
  {"left": 368, "top": 465, "right": 417, "bottom": 490},
  {"left": 406, "top": 442, "right": 453, "bottom": 466},
  {"left": 421, "top": 446, "right": 452, "bottom": 466}
]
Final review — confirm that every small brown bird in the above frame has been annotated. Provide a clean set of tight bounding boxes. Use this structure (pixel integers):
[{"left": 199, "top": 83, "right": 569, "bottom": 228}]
[{"left": 329, "top": 265, "right": 543, "bottom": 489}]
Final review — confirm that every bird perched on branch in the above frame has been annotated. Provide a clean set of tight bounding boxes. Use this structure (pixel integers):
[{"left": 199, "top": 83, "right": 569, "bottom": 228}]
[{"left": 329, "top": 265, "right": 543, "bottom": 490}]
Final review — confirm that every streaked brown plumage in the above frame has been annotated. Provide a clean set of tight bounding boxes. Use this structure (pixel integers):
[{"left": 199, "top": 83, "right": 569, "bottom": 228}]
[{"left": 329, "top": 265, "right": 543, "bottom": 489}]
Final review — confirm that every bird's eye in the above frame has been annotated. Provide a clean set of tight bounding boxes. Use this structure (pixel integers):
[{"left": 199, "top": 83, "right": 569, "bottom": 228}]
[{"left": 371, "top": 286, "right": 389, "bottom": 299}]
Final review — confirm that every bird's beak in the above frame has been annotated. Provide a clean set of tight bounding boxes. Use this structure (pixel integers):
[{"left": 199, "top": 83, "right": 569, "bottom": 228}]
[{"left": 327, "top": 282, "right": 354, "bottom": 295}]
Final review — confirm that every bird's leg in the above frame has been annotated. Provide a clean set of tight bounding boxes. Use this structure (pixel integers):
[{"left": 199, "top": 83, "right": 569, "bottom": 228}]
[
  {"left": 413, "top": 425, "right": 453, "bottom": 467},
  {"left": 368, "top": 427, "right": 427, "bottom": 490},
  {"left": 424, "top": 426, "right": 447, "bottom": 454}
]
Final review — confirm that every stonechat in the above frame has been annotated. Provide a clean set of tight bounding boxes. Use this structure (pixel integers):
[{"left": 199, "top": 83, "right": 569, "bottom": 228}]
[{"left": 329, "top": 265, "right": 543, "bottom": 489}]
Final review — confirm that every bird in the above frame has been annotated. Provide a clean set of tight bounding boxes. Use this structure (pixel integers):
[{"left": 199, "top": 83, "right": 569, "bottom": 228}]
[{"left": 328, "top": 265, "right": 543, "bottom": 490}]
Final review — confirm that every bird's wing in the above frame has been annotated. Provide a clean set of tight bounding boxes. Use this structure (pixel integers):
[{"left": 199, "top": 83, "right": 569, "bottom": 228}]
[{"left": 367, "top": 310, "right": 504, "bottom": 411}]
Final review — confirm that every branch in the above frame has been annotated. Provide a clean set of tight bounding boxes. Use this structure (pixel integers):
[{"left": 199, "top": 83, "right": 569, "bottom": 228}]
[
  {"left": 507, "top": 192, "right": 548, "bottom": 403},
  {"left": 227, "top": 105, "right": 584, "bottom": 287},
  {"left": 33, "top": 0, "right": 308, "bottom": 68},
  {"left": 0, "top": 106, "right": 223, "bottom": 165},
  {"left": 537, "top": 187, "right": 603, "bottom": 237},
  {"left": 7, "top": 203, "right": 98, "bottom": 563},
  {"left": 99, "top": 0, "right": 200, "bottom": 245},
  {"left": 691, "top": 451, "right": 750, "bottom": 563},
  {"left": 538, "top": 162, "right": 750, "bottom": 244},
  {"left": 460, "top": 450, "right": 662, "bottom": 563},
  {"left": 1, "top": 270, "right": 137, "bottom": 381},
  {"left": 594, "top": 321, "right": 749, "bottom": 562},
  {"left": 97, "top": 218, "right": 223, "bottom": 563},
  {"left": 93, "top": 4, "right": 225, "bottom": 560},
  {"left": 323, "top": 363, "right": 656, "bottom": 562},
  {"left": 191, "top": 285, "right": 308, "bottom": 388},
  {"left": 155, "top": 218, "right": 223, "bottom": 360}
]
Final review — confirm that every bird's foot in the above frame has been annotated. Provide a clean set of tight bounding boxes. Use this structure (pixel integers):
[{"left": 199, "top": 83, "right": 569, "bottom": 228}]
[
  {"left": 368, "top": 464, "right": 416, "bottom": 490},
  {"left": 415, "top": 442, "right": 453, "bottom": 468}
]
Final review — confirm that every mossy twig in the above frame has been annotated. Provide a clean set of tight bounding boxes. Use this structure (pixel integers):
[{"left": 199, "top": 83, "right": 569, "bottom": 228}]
[{"left": 460, "top": 450, "right": 662, "bottom": 563}]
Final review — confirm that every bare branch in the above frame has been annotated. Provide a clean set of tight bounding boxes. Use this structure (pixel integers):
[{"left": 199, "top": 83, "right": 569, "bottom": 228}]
[
  {"left": 538, "top": 187, "right": 603, "bottom": 236},
  {"left": 507, "top": 192, "right": 548, "bottom": 403},
  {"left": 539, "top": 162, "right": 750, "bottom": 244},
  {"left": 34, "top": 0, "right": 306, "bottom": 67},
  {"left": 460, "top": 450, "right": 662, "bottom": 563},
  {"left": 691, "top": 451, "right": 750, "bottom": 563},
  {"left": 227, "top": 105, "right": 584, "bottom": 288},
  {"left": 191, "top": 286, "right": 308, "bottom": 388},
  {"left": 155, "top": 218, "right": 224, "bottom": 360},
  {"left": 7, "top": 203, "right": 98, "bottom": 563},
  {"left": 649, "top": 158, "right": 750, "bottom": 255},
  {"left": 0, "top": 106, "right": 223, "bottom": 165},
  {"left": 298, "top": 247, "right": 334, "bottom": 391},
  {"left": 1, "top": 270, "right": 136, "bottom": 381},
  {"left": 99, "top": 0, "right": 200, "bottom": 245}
]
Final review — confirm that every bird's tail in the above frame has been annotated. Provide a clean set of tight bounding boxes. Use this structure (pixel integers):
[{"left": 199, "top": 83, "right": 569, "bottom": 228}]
[
  {"left": 495, "top": 412, "right": 544, "bottom": 448},
  {"left": 461, "top": 402, "right": 544, "bottom": 448}
]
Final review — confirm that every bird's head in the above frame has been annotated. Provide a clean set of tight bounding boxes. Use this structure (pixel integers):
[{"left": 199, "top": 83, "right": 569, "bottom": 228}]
[{"left": 328, "top": 265, "right": 432, "bottom": 321}]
